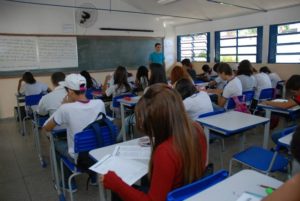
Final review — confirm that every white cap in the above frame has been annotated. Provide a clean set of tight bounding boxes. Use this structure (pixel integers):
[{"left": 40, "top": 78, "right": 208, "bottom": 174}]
[{"left": 60, "top": 74, "right": 86, "bottom": 91}]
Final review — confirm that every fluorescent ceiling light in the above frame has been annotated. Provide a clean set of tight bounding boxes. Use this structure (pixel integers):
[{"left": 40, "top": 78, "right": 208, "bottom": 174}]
[{"left": 157, "top": 0, "right": 177, "bottom": 5}]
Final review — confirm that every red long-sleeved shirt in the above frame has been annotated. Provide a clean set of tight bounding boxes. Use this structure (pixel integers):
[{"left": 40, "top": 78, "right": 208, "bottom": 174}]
[{"left": 103, "top": 125, "right": 207, "bottom": 201}]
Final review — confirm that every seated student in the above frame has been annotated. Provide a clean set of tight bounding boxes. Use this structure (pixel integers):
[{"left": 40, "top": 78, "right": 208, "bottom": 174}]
[
  {"left": 38, "top": 72, "right": 66, "bottom": 116},
  {"left": 44, "top": 74, "right": 106, "bottom": 191},
  {"left": 135, "top": 66, "right": 149, "bottom": 93},
  {"left": 80, "top": 70, "right": 101, "bottom": 90},
  {"left": 100, "top": 83, "right": 207, "bottom": 201},
  {"left": 181, "top": 58, "right": 197, "bottom": 80},
  {"left": 253, "top": 67, "right": 272, "bottom": 100},
  {"left": 170, "top": 65, "right": 192, "bottom": 86},
  {"left": 236, "top": 60, "right": 256, "bottom": 92},
  {"left": 263, "top": 75, "right": 300, "bottom": 108},
  {"left": 259, "top": 66, "right": 282, "bottom": 89},
  {"left": 262, "top": 126, "right": 300, "bottom": 201},
  {"left": 208, "top": 63, "right": 242, "bottom": 108},
  {"left": 208, "top": 63, "right": 227, "bottom": 89},
  {"left": 200, "top": 64, "right": 217, "bottom": 81},
  {"left": 175, "top": 78, "right": 213, "bottom": 120},
  {"left": 18, "top": 72, "right": 51, "bottom": 96},
  {"left": 103, "top": 66, "right": 132, "bottom": 116}
]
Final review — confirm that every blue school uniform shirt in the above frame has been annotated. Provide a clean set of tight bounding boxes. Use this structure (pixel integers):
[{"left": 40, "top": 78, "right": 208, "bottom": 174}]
[{"left": 149, "top": 52, "right": 165, "bottom": 65}]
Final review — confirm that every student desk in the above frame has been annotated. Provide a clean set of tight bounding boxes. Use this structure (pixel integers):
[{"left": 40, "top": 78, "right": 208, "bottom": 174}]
[
  {"left": 15, "top": 93, "right": 25, "bottom": 134},
  {"left": 89, "top": 138, "right": 149, "bottom": 201},
  {"left": 278, "top": 132, "right": 294, "bottom": 147},
  {"left": 185, "top": 169, "right": 282, "bottom": 201},
  {"left": 197, "top": 111, "right": 269, "bottom": 154},
  {"left": 117, "top": 96, "right": 141, "bottom": 141},
  {"left": 257, "top": 104, "right": 300, "bottom": 147}
]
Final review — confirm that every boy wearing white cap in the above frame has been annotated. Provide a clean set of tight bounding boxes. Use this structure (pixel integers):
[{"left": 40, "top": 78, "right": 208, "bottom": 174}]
[{"left": 44, "top": 74, "right": 106, "bottom": 191}]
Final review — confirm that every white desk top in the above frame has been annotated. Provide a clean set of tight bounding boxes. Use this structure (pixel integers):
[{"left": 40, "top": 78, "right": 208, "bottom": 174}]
[
  {"left": 117, "top": 96, "right": 141, "bottom": 107},
  {"left": 197, "top": 111, "right": 269, "bottom": 135},
  {"left": 186, "top": 169, "right": 283, "bottom": 201},
  {"left": 258, "top": 104, "right": 300, "bottom": 113},
  {"left": 278, "top": 132, "right": 294, "bottom": 146}
]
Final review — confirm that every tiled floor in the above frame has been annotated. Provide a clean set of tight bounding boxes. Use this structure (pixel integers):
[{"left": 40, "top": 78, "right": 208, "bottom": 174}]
[{"left": 0, "top": 116, "right": 296, "bottom": 201}]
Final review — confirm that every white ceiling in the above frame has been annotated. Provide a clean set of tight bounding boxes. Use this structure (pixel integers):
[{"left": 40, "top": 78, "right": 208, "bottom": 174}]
[{"left": 120, "top": 0, "right": 300, "bottom": 25}]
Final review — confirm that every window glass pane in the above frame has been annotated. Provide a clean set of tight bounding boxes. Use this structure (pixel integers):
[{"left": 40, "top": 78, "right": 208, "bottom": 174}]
[
  {"left": 194, "top": 42, "right": 207, "bottom": 48},
  {"left": 238, "top": 28, "right": 257, "bottom": 37},
  {"left": 238, "top": 55, "right": 256, "bottom": 63},
  {"left": 238, "top": 37, "right": 257, "bottom": 46},
  {"left": 194, "top": 34, "right": 207, "bottom": 42},
  {"left": 278, "top": 23, "right": 300, "bottom": 34},
  {"left": 220, "top": 47, "right": 236, "bottom": 54},
  {"left": 238, "top": 46, "right": 257, "bottom": 54},
  {"left": 180, "top": 36, "right": 192, "bottom": 43},
  {"left": 220, "top": 31, "right": 236, "bottom": 39},
  {"left": 220, "top": 55, "right": 236, "bottom": 62},
  {"left": 276, "top": 55, "right": 300, "bottom": 63},
  {"left": 277, "top": 44, "right": 300, "bottom": 53},
  {"left": 194, "top": 57, "right": 207, "bottom": 62},
  {"left": 220, "top": 39, "right": 236, "bottom": 47},
  {"left": 180, "top": 43, "right": 192, "bottom": 49},
  {"left": 277, "top": 34, "right": 300, "bottom": 44}
]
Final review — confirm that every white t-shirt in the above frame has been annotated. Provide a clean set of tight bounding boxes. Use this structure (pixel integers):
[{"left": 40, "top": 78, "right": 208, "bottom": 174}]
[
  {"left": 215, "top": 76, "right": 227, "bottom": 89},
  {"left": 105, "top": 84, "right": 129, "bottom": 97},
  {"left": 253, "top": 73, "right": 272, "bottom": 99},
  {"left": 183, "top": 92, "right": 213, "bottom": 120},
  {"left": 269, "top": 73, "right": 281, "bottom": 88},
  {"left": 38, "top": 85, "right": 67, "bottom": 116},
  {"left": 222, "top": 77, "right": 243, "bottom": 99},
  {"left": 51, "top": 99, "right": 106, "bottom": 160},
  {"left": 20, "top": 81, "right": 48, "bottom": 96},
  {"left": 237, "top": 75, "right": 256, "bottom": 92}
]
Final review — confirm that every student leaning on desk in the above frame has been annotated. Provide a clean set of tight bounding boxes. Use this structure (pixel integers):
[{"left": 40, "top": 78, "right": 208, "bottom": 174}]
[
  {"left": 100, "top": 83, "right": 208, "bottom": 201},
  {"left": 262, "top": 126, "right": 300, "bottom": 201},
  {"left": 263, "top": 75, "right": 300, "bottom": 108}
]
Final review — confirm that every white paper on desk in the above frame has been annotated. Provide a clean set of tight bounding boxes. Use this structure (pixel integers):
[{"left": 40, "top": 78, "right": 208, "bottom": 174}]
[
  {"left": 113, "top": 145, "right": 151, "bottom": 160},
  {"left": 236, "top": 192, "right": 263, "bottom": 201},
  {"left": 89, "top": 155, "right": 148, "bottom": 185},
  {"left": 272, "top": 99, "right": 288, "bottom": 103}
]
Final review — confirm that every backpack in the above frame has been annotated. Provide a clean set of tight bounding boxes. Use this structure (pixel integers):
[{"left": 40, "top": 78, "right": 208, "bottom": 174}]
[
  {"left": 232, "top": 95, "right": 250, "bottom": 114},
  {"left": 76, "top": 112, "right": 118, "bottom": 188}
]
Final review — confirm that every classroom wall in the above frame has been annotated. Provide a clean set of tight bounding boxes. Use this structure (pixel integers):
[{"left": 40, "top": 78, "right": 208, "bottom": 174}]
[{"left": 175, "top": 5, "right": 300, "bottom": 78}]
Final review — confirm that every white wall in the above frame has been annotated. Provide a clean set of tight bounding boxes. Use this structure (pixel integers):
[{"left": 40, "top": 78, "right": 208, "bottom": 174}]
[{"left": 0, "top": 0, "right": 164, "bottom": 36}]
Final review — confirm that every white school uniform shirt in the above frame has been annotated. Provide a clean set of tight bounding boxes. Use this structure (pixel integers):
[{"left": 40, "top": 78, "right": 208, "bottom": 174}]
[
  {"left": 215, "top": 76, "right": 227, "bottom": 89},
  {"left": 20, "top": 81, "right": 48, "bottom": 96},
  {"left": 222, "top": 77, "right": 243, "bottom": 99},
  {"left": 253, "top": 73, "right": 272, "bottom": 99},
  {"left": 51, "top": 99, "right": 106, "bottom": 160},
  {"left": 183, "top": 91, "right": 214, "bottom": 120},
  {"left": 268, "top": 73, "right": 281, "bottom": 88},
  {"left": 237, "top": 75, "right": 255, "bottom": 92},
  {"left": 38, "top": 85, "right": 67, "bottom": 116}
]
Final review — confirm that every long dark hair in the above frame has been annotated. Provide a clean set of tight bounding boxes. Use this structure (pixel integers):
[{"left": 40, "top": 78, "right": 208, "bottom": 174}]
[
  {"left": 135, "top": 83, "right": 205, "bottom": 184},
  {"left": 22, "top": 72, "right": 36, "bottom": 84},
  {"left": 149, "top": 63, "right": 167, "bottom": 85},
  {"left": 237, "top": 60, "right": 253, "bottom": 76},
  {"left": 80, "top": 70, "right": 93, "bottom": 89},
  {"left": 136, "top": 66, "right": 148, "bottom": 82},
  {"left": 114, "top": 66, "right": 131, "bottom": 92},
  {"left": 175, "top": 78, "right": 197, "bottom": 100}
]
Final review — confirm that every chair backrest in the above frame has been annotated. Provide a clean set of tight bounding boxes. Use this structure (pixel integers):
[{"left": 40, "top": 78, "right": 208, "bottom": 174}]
[
  {"left": 276, "top": 80, "right": 285, "bottom": 89},
  {"left": 167, "top": 170, "right": 228, "bottom": 201},
  {"left": 258, "top": 88, "right": 274, "bottom": 101},
  {"left": 242, "top": 90, "right": 255, "bottom": 105},
  {"left": 25, "top": 94, "right": 43, "bottom": 106},
  {"left": 225, "top": 95, "right": 244, "bottom": 110},
  {"left": 85, "top": 88, "right": 94, "bottom": 100},
  {"left": 276, "top": 125, "right": 298, "bottom": 148},
  {"left": 74, "top": 126, "right": 118, "bottom": 153},
  {"left": 112, "top": 93, "right": 136, "bottom": 108}
]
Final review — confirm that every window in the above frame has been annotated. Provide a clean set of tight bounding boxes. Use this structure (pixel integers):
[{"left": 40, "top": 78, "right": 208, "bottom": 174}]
[
  {"left": 177, "top": 33, "right": 210, "bottom": 62},
  {"left": 215, "top": 27, "right": 263, "bottom": 63},
  {"left": 269, "top": 22, "right": 300, "bottom": 63}
]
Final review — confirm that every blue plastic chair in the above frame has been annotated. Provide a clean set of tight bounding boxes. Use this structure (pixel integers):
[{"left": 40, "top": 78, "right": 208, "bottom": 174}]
[
  {"left": 167, "top": 170, "right": 228, "bottom": 201},
  {"left": 60, "top": 125, "right": 118, "bottom": 201},
  {"left": 85, "top": 88, "right": 94, "bottom": 100},
  {"left": 225, "top": 95, "right": 244, "bottom": 110},
  {"left": 242, "top": 90, "right": 255, "bottom": 107},
  {"left": 229, "top": 127, "right": 291, "bottom": 175},
  {"left": 273, "top": 125, "right": 297, "bottom": 149},
  {"left": 111, "top": 92, "right": 136, "bottom": 118},
  {"left": 253, "top": 88, "right": 275, "bottom": 114}
]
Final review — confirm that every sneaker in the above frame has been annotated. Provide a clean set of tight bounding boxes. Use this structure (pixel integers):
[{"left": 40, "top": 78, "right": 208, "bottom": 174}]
[{"left": 60, "top": 182, "right": 78, "bottom": 193}]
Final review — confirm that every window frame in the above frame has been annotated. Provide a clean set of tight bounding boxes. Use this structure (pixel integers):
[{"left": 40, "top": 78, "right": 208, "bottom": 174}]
[
  {"left": 177, "top": 32, "right": 210, "bottom": 62},
  {"left": 215, "top": 26, "right": 263, "bottom": 63},
  {"left": 268, "top": 21, "right": 300, "bottom": 64}
]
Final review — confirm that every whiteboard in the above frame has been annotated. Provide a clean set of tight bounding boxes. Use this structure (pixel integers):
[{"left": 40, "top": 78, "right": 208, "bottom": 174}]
[{"left": 0, "top": 35, "right": 78, "bottom": 71}]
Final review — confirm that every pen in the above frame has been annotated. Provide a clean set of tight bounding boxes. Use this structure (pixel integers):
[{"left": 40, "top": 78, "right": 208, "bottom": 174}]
[{"left": 259, "top": 184, "right": 276, "bottom": 191}]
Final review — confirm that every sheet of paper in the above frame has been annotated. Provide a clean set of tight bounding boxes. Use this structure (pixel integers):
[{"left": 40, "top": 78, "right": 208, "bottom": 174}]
[
  {"left": 89, "top": 155, "right": 148, "bottom": 185},
  {"left": 113, "top": 145, "right": 151, "bottom": 160},
  {"left": 236, "top": 192, "right": 263, "bottom": 201},
  {"left": 272, "top": 99, "right": 288, "bottom": 103}
]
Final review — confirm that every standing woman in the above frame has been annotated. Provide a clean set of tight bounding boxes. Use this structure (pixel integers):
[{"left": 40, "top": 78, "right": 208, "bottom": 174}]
[
  {"left": 18, "top": 72, "right": 50, "bottom": 96},
  {"left": 100, "top": 83, "right": 207, "bottom": 201}
]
